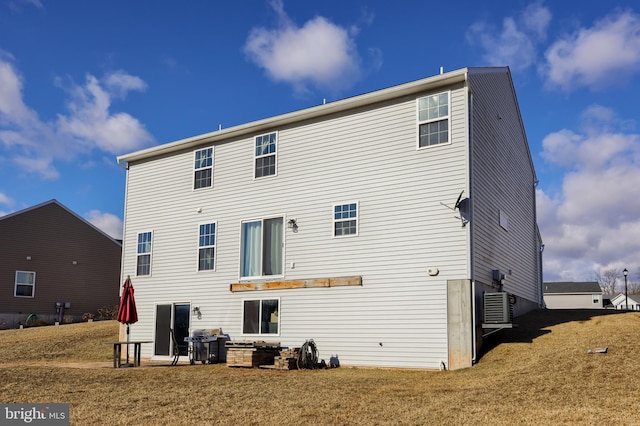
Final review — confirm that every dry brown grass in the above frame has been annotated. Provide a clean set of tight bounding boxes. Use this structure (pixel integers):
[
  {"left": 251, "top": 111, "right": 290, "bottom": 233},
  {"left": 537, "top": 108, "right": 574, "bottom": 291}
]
[{"left": 1, "top": 310, "right": 639, "bottom": 425}]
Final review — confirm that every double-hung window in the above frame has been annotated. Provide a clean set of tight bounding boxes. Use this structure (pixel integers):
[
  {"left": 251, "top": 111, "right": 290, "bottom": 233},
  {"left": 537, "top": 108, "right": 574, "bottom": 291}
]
[
  {"left": 334, "top": 202, "right": 358, "bottom": 236},
  {"left": 255, "top": 132, "right": 277, "bottom": 178},
  {"left": 15, "top": 271, "right": 35, "bottom": 297},
  {"left": 418, "top": 92, "right": 450, "bottom": 148},
  {"left": 198, "top": 222, "right": 216, "bottom": 271},
  {"left": 242, "top": 298, "right": 279, "bottom": 335},
  {"left": 240, "top": 217, "right": 283, "bottom": 278},
  {"left": 137, "top": 231, "right": 153, "bottom": 276},
  {"left": 194, "top": 147, "right": 214, "bottom": 189}
]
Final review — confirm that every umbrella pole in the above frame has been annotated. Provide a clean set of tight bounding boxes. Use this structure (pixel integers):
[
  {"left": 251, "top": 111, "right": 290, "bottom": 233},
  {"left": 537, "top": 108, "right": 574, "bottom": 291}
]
[{"left": 126, "top": 324, "right": 130, "bottom": 365}]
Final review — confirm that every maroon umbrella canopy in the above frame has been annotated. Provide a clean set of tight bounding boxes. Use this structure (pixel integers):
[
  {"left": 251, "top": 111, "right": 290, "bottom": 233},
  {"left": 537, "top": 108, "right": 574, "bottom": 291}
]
[{"left": 117, "top": 276, "right": 138, "bottom": 325}]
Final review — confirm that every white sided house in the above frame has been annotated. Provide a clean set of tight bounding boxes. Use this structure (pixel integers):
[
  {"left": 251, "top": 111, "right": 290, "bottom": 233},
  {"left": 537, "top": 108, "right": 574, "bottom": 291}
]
[{"left": 117, "top": 67, "right": 543, "bottom": 370}]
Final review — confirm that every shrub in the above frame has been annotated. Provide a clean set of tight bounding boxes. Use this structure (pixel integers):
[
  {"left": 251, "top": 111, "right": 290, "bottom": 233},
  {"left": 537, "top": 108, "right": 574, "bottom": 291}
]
[{"left": 97, "top": 305, "right": 118, "bottom": 320}]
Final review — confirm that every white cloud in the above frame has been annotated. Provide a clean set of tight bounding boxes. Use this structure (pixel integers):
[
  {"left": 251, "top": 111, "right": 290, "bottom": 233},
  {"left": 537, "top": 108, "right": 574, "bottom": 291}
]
[
  {"left": 0, "top": 54, "right": 154, "bottom": 179},
  {"left": 538, "top": 107, "right": 640, "bottom": 281},
  {"left": 86, "top": 210, "right": 123, "bottom": 240},
  {"left": 0, "top": 192, "right": 14, "bottom": 207},
  {"left": 57, "top": 73, "right": 154, "bottom": 154},
  {"left": 543, "top": 10, "right": 640, "bottom": 90},
  {"left": 244, "top": 0, "right": 362, "bottom": 94},
  {"left": 466, "top": 2, "right": 551, "bottom": 71}
]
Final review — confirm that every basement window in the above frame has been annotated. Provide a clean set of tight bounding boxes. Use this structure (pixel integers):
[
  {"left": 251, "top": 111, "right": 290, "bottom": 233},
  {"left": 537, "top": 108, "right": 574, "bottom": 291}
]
[{"left": 242, "top": 299, "right": 279, "bottom": 335}]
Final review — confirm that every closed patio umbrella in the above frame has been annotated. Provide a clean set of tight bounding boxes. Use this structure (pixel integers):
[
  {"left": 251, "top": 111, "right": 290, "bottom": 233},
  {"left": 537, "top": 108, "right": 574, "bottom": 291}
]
[{"left": 116, "top": 276, "right": 138, "bottom": 367}]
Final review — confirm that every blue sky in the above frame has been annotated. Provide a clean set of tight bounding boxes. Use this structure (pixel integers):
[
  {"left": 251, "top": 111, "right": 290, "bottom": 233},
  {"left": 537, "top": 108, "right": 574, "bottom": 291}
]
[{"left": 1, "top": 0, "right": 639, "bottom": 283}]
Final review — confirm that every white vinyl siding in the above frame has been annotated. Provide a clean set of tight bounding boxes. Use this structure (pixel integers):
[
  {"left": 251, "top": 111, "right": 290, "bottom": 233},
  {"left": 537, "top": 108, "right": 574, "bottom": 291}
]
[
  {"left": 120, "top": 81, "right": 473, "bottom": 369},
  {"left": 468, "top": 70, "right": 540, "bottom": 311}
]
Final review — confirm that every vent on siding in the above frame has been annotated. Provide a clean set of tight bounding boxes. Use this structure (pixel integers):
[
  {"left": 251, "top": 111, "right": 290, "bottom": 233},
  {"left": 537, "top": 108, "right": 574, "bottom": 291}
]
[{"left": 483, "top": 292, "right": 513, "bottom": 324}]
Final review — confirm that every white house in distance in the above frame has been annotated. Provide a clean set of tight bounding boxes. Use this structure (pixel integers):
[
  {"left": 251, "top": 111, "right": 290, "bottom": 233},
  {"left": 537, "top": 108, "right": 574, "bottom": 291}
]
[
  {"left": 543, "top": 282, "right": 603, "bottom": 309},
  {"left": 116, "top": 66, "right": 543, "bottom": 370},
  {"left": 610, "top": 294, "right": 640, "bottom": 311}
]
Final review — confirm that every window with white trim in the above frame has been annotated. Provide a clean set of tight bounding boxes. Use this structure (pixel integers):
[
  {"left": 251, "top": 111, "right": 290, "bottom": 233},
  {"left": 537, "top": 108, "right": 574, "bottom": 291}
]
[
  {"left": 198, "top": 222, "right": 216, "bottom": 271},
  {"left": 255, "top": 132, "right": 277, "bottom": 178},
  {"left": 240, "top": 217, "right": 283, "bottom": 278},
  {"left": 15, "top": 271, "right": 35, "bottom": 297},
  {"left": 137, "top": 231, "right": 153, "bottom": 276},
  {"left": 194, "top": 147, "right": 214, "bottom": 189},
  {"left": 417, "top": 92, "right": 449, "bottom": 148},
  {"left": 242, "top": 298, "right": 279, "bottom": 335},
  {"left": 334, "top": 202, "right": 358, "bottom": 236}
]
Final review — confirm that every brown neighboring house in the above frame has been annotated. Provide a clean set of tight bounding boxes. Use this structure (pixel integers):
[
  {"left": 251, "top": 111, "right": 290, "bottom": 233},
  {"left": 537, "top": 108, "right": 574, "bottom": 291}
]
[{"left": 0, "top": 200, "right": 121, "bottom": 328}]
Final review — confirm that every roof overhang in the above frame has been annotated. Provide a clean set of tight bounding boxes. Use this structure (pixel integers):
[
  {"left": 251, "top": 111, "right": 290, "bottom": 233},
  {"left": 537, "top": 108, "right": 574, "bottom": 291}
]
[{"left": 117, "top": 68, "right": 469, "bottom": 168}]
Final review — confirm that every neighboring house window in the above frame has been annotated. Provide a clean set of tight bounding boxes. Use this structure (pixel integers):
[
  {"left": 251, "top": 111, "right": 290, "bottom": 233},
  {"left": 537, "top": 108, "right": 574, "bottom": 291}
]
[
  {"left": 334, "top": 202, "right": 358, "bottom": 237},
  {"left": 198, "top": 222, "right": 216, "bottom": 271},
  {"left": 242, "top": 299, "right": 279, "bottom": 335},
  {"left": 194, "top": 147, "right": 214, "bottom": 189},
  {"left": 137, "top": 231, "right": 153, "bottom": 276},
  {"left": 15, "top": 271, "right": 35, "bottom": 297},
  {"left": 417, "top": 91, "right": 449, "bottom": 148},
  {"left": 255, "top": 132, "right": 277, "bottom": 178},
  {"left": 240, "top": 217, "right": 283, "bottom": 278},
  {"left": 592, "top": 295, "right": 600, "bottom": 304}
]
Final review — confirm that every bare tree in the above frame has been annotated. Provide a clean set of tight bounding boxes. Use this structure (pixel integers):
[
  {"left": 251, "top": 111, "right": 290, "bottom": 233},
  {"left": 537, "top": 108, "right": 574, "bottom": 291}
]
[
  {"left": 593, "top": 267, "right": 620, "bottom": 296},
  {"left": 628, "top": 269, "right": 640, "bottom": 295}
]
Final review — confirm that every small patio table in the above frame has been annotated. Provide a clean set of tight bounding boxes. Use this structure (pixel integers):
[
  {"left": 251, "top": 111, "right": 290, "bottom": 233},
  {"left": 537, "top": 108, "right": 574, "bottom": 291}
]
[{"left": 111, "top": 341, "right": 153, "bottom": 368}]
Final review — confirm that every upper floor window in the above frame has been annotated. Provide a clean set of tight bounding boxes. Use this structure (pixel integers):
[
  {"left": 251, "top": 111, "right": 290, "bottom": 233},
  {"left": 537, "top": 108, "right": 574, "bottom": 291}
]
[
  {"left": 255, "top": 132, "right": 277, "bottom": 178},
  {"left": 240, "top": 217, "right": 283, "bottom": 278},
  {"left": 194, "top": 147, "right": 214, "bottom": 189},
  {"left": 198, "top": 222, "right": 216, "bottom": 271},
  {"left": 15, "top": 271, "right": 35, "bottom": 298},
  {"left": 417, "top": 92, "right": 450, "bottom": 148},
  {"left": 137, "top": 231, "right": 153, "bottom": 276},
  {"left": 334, "top": 202, "right": 358, "bottom": 237}
]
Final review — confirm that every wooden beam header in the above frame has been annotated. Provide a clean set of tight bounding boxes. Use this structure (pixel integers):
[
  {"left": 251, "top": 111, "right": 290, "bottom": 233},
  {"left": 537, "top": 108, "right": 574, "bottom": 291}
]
[{"left": 230, "top": 276, "right": 362, "bottom": 292}]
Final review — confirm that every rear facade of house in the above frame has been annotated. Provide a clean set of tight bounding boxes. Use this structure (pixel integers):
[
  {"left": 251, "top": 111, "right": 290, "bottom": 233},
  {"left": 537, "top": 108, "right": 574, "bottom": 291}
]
[{"left": 118, "top": 67, "right": 542, "bottom": 370}]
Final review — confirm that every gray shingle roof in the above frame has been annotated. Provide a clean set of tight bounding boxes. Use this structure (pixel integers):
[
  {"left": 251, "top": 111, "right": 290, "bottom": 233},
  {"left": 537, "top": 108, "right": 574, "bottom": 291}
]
[{"left": 544, "top": 282, "right": 602, "bottom": 294}]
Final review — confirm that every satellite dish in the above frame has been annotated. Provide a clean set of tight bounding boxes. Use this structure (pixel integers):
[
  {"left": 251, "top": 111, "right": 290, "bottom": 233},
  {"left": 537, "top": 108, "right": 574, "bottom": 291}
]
[{"left": 440, "top": 190, "right": 469, "bottom": 227}]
